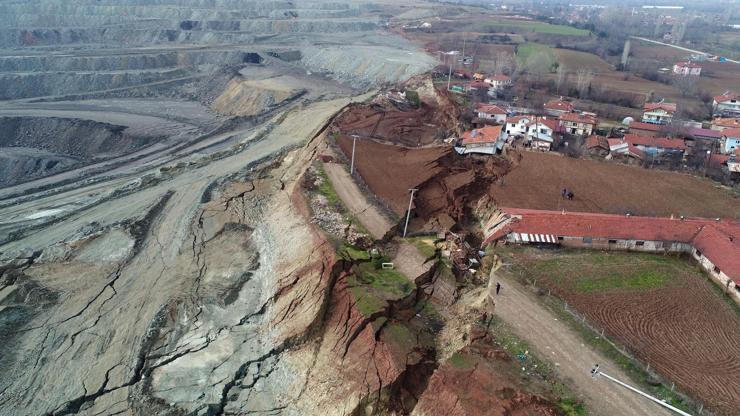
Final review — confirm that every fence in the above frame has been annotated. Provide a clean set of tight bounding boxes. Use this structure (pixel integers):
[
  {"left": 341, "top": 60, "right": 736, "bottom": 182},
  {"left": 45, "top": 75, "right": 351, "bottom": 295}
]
[{"left": 526, "top": 279, "right": 712, "bottom": 416}]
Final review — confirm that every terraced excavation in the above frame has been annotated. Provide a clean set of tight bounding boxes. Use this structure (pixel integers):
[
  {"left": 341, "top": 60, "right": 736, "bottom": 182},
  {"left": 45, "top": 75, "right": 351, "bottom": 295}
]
[{"left": 0, "top": 1, "right": 442, "bottom": 415}]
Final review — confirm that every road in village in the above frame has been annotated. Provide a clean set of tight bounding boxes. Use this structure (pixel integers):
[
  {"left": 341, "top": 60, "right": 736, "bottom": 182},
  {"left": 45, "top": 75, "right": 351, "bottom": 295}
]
[{"left": 489, "top": 269, "right": 673, "bottom": 416}]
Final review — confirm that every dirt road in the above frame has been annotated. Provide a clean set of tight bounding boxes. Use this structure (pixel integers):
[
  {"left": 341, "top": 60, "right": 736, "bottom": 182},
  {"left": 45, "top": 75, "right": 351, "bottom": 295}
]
[
  {"left": 322, "top": 161, "right": 394, "bottom": 239},
  {"left": 631, "top": 36, "right": 739, "bottom": 64},
  {"left": 489, "top": 270, "right": 672, "bottom": 416}
]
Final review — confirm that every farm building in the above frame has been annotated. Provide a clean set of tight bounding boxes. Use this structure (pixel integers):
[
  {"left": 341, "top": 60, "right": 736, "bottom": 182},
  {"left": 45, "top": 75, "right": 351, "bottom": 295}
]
[
  {"left": 476, "top": 103, "right": 507, "bottom": 124},
  {"left": 672, "top": 61, "right": 701, "bottom": 76},
  {"left": 642, "top": 102, "right": 676, "bottom": 125},
  {"left": 485, "top": 208, "right": 740, "bottom": 302},
  {"left": 721, "top": 128, "right": 740, "bottom": 154},
  {"left": 628, "top": 121, "right": 663, "bottom": 137},
  {"left": 544, "top": 98, "right": 575, "bottom": 116},
  {"left": 686, "top": 127, "right": 722, "bottom": 142},
  {"left": 713, "top": 91, "right": 740, "bottom": 117},
  {"left": 623, "top": 134, "right": 688, "bottom": 155},
  {"left": 585, "top": 135, "right": 610, "bottom": 156},
  {"left": 558, "top": 112, "right": 597, "bottom": 136}
]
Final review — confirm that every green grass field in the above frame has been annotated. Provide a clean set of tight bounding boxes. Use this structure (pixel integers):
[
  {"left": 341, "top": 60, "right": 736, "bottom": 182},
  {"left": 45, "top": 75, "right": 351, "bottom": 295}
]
[
  {"left": 498, "top": 248, "right": 696, "bottom": 294},
  {"left": 348, "top": 262, "right": 414, "bottom": 316},
  {"left": 476, "top": 19, "right": 590, "bottom": 36}
]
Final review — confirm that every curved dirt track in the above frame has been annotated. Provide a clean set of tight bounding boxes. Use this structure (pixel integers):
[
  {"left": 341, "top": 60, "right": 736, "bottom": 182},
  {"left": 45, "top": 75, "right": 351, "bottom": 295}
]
[{"left": 489, "top": 270, "right": 673, "bottom": 416}]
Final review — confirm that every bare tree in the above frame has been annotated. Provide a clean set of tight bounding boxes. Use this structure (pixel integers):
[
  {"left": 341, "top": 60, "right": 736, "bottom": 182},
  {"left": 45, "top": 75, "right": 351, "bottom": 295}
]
[
  {"left": 493, "top": 51, "right": 516, "bottom": 75},
  {"left": 673, "top": 75, "right": 697, "bottom": 98},
  {"left": 575, "top": 68, "right": 594, "bottom": 99},
  {"left": 524, "top": 53, "right": 553, "bottom": 84},
  {"left": 555, "top": 65, "right": 568, "bottom": 94}
]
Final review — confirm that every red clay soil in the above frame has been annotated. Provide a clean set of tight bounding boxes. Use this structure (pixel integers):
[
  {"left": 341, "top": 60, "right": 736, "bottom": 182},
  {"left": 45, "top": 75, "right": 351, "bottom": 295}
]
[
  {"left": 492, "top": 151, "right": 740, "bottom": 219},
  {"left": 331, "top": 90, "right": 460, "bottom": 147},
  {"left": 564, "top": 281, "right": 740, "bottom": 416},
  {"left": 414, "top": 327, "right": 560, "bottom": 416},
  {"left": 335, "top": 136, "right": 511, "bottom": 229}
]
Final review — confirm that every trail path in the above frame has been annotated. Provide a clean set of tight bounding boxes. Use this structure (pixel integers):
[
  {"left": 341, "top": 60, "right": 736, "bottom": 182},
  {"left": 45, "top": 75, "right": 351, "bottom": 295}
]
[
  {"left": 322, "top": 162, "right": 394, "bottom": 239},
  {"left": 490, "top": 269, "right": 673, "bottom": 416}
]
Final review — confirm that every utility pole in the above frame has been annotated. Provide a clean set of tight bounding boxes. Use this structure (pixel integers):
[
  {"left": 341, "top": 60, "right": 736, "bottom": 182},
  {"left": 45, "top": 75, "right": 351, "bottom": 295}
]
[
  {"left": 590, "top": 365, "right": 694, "bottom": 416},
  {"left": 350, "top": 134, "right": 359, "bottom": 174},
  {"left": 403, "top": 188, "right": 419, "bottom": 238},
  {"left": 447, "top": 61, "right": 453, "bottom": 91}
]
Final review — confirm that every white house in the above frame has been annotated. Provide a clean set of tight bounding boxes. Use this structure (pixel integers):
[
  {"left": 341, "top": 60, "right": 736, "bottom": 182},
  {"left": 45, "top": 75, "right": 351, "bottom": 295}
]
[
  {"left": 713, "top": 91, "right": 740, "bottom": 117},
  {"left": 721, "top": 128, "right": 740, "bottom": 154},
  {"left": 484, "top": 74, "right": 512, "bottom": 89},
  {"left": 476, "top": 104, "right": 507, "bottom": 124},
  {"left": 642, "top": 102, "right": 676, "bottom": 125},
  {"left": 608, "top": 138, "right": 628, "bottom": 154},
  {"left": 458, "top": 125, "right": 505, "bottom": 155},
  {"left": 673, "top": 61, "right": 701, "bottom": 76},
  {"left": 525, "top": 117, "right": 558, "bottom": 151},
  {"left": 504, "top": 115, "right": 532, "bottom": 136}
]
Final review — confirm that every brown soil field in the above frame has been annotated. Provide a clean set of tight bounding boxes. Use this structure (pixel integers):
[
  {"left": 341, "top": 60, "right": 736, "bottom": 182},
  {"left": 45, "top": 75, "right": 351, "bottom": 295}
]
[
  {"left": 499, "top": 247, "right": 740, "bottom": 416},
  {"left": 334, "top": 137, "right": 510, "bottom": 230},
  {"left": 492, "top": 151, "right": 740, "bottom": 219}
]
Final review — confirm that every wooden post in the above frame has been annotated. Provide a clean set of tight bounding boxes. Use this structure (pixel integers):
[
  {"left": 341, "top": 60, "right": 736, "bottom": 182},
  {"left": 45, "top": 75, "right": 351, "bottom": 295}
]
[
  {"left": 601, "top": 329, "right": 604, "bottom": 338},
  {"left": 698, "top": 404, "right": 703, "bottom": 414},
  {"left": 671, "top": 383, "right": 674, "bottom": 392}
]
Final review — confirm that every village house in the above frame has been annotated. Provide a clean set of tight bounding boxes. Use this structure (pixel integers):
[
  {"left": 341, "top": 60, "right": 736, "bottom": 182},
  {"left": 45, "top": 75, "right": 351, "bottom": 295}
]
[
  {"left": 713, "top": 91, "right": 740, "bottom": 117},
  {"left": 543, "top": 97, "right": 575, "bottom": 116},
  {"left": 711, "top": 117, "right": 740, "bottom": 131},
  {"left": 558, "top": 112, "right": 597, "bottom": 136},
  {"left": 467, "top": 80, "right": 490, "bottom": 93},
  {"left": 504, "top": 115, "right": 532, "bottom": 136},
  {"left": 457, "top": 125, "right": 505, "bottom": 155},
  {"left": 673, "top": 61, "right": 702, "bottom": 76},
  {"left": 484, "top": 74, "right": 512, "bottom": 90},
  {"left": 485, "top": 208, "right": 740, "bottom": 303},
  {"left": 721, "top": 128, "right": 740, "bottom": 154},
  {"left": 623, "top": 133, "right": 688, "bottom": 155},
  {"left": 585, "top": 135, "right": 610, "bottom": 156},
  {"left": 628, "top": 121, "right": 663, "bottom": 138},
  {"left": 642, "top": 102, "right": 676, "bottom": 125},
  {"left": 476, "top": 103, "right": 507, "bottom": 124},
  {"left": 607, "top": 138, "right": 628, "bottom": 155},
  {"left": 525, "top": 117, "right": 558, "bottom": 151},
  {"left": 687, "top": 127, "right": 723, "bottom": 142}
]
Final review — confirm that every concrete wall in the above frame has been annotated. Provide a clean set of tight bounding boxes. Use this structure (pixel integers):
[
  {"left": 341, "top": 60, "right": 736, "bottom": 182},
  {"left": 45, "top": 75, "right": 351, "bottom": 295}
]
[{"left": 692, "top": 248, "right": 740, "bottom": 303}]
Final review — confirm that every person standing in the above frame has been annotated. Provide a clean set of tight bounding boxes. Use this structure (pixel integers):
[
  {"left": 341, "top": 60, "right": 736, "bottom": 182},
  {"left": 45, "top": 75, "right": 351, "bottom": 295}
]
[{"left": 496, "top": 282, "right": 502, "bottom": 295}]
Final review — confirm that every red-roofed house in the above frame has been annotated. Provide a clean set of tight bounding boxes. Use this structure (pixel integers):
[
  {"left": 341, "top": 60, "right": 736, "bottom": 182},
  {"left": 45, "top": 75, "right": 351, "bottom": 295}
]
[
  {"left": 607, "top": 138, "right": 628, "bottom": 154},
  {"left": 544, "top": 98, "right": 575, "bottom": 116},
  {"left": 476, "top": 103, "right": 507, "bottom": 123},
  {"left": 711, "top": 117, "right": 740, "bottom": 131},
  {"left": 459, "top": 125, "right": 504, "bottom": 155},
  {"left": 484, "top": 74, "right": 512, "bottom": 90},
  {"left": 558, "top": 112, "right": 597, "bottom": 136},
  {"left": 585, "top": 135, "right": 609, "bottom": 156},
  {"left": 505, "top": 115, "right": 532, "bottom": 136},
  {"left": 628, "top": 121, "right": 663, "bottom": 138},
  {"left": 721, "top": 127, "right": 740, "bottom": 154},
  {"left": 673, "top": 61, "right": 702, "bottom": 76},
  {"left": 642, "top": 102, "right": 676, "bottom": 125},
  {"left": 484, "top": 208, "right": 740, "bottom": 302},
  {"left": 525, "top": 117, "right": 558, "bottom": 151},
  {"left": 713, "top": 91, "right": 740, "bottom": 116},
  {"left": 467, "top": 80, "right": 490, "bottom": 92},
  {"left": 623, "top": 134, "right": 688, "bottom": 154}
]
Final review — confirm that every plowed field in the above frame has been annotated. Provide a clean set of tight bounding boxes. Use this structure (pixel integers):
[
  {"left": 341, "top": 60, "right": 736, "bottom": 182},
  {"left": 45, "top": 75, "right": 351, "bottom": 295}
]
[
  {"left": 492, "top": 151, "right": 740, "bottom": 219},
  {"left": 500, "top": 247, "right": 740, "bottom": 416}
]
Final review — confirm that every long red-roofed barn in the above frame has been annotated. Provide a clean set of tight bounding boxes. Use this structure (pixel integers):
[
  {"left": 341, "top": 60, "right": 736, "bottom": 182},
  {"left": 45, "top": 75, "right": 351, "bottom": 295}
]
[{"left": 485, "top": 208, "right": 740, "bottom": 302}]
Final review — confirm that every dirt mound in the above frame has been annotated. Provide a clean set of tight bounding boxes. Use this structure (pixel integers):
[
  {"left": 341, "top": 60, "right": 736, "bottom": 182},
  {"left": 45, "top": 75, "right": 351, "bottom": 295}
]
[
  {"left": 333, "top": 81, "right": 460, "bottom": 147},
  {"left": 493, "top": 151, "right": 740, "bottom": 219},
  {"left": 0, "top": 116, "right": 158, "bottom": 160},
  {"left": 335, "top": 136, "right": 511, "bottom": 230},
  {"left": 413, "top": 326, "right": 560, "bottom": 416},
  {"left": 211, "top": 76, "right": 305, "bottom": 117}
]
